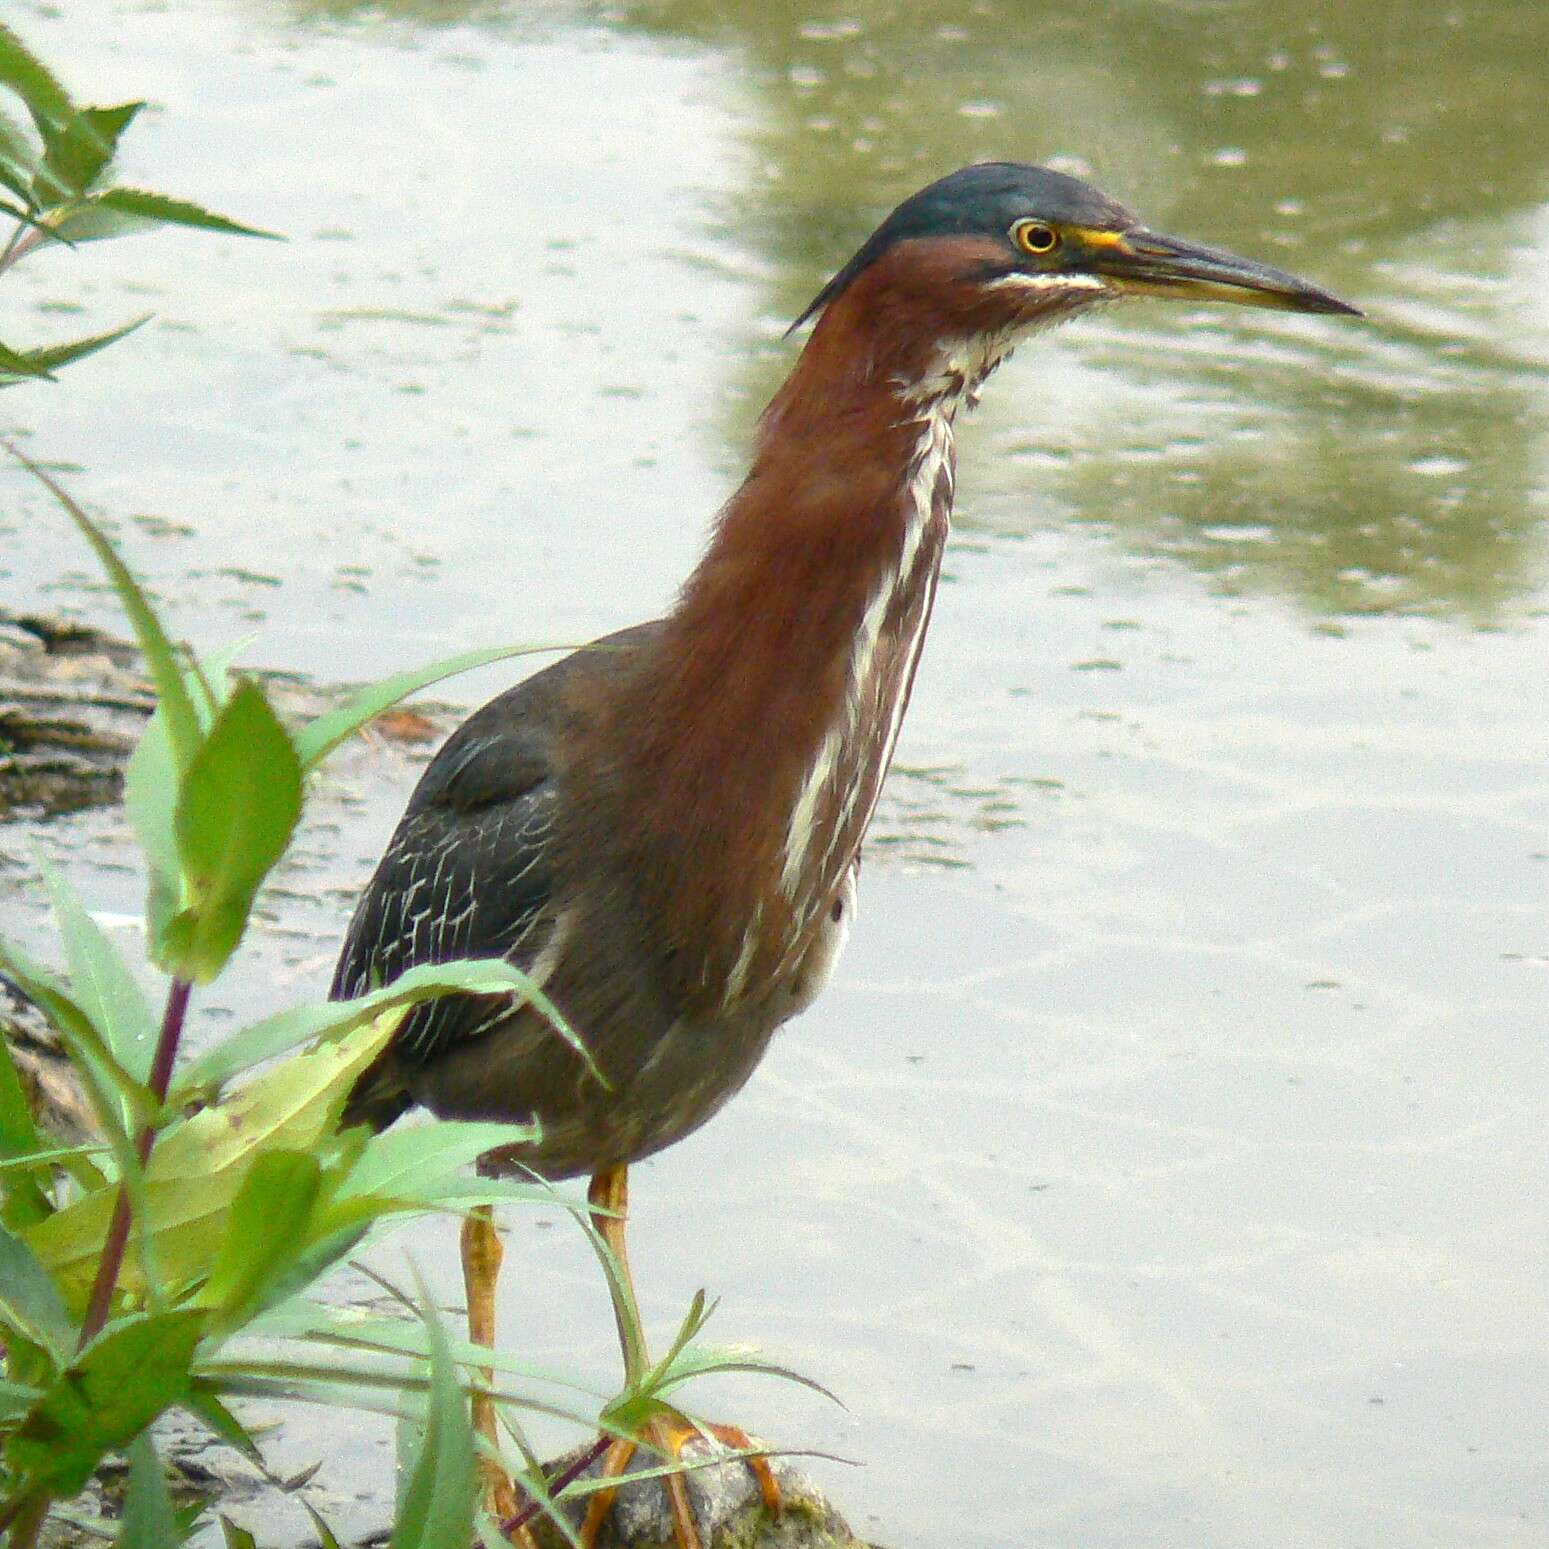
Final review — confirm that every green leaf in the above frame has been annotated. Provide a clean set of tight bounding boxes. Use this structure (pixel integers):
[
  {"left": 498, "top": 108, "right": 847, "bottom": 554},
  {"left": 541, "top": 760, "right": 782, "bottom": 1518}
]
[
  {"left": 0, "top": 1141, "right": 104, "bottom": 1174},
  {"left": 168, "top": 679, "right": 302, "bottom": 982},
  {"left": 36, "top": 849, "right": 157, "bottom": 1085},
  {"left": 124, "top": 707, "right": 184, "bottom": 961},
  {"left": 336, "top": 1121, "right": 540, "bottom": 1204},
  {"left": 6, "top": 1307, "right": 205, "bottom": 1494},
  {"left": 298, "top": 1500, "right": 346, "bottom": 1549},
  {"left": 391, "top": 1298, "right": 476, "bottom": 1549},
  {"left": 247, "top": 1299, "right": 597, "bottom": 1402},
  {"left": 66, "top": 186, "right": 281, "bottom": 242},
  {"left": 0, "top": 1377, "right": 43, "bottom": 1423},
  {"left": 292, "top": 643, "right": 557, "bottom": 770},
  {"left": 199, "top": 1149, "right": 322, "bottom": 1330},
  {"left": 43, "top": 192, "right": 158, "bottom": 244},
  {"left": 42, "top": 100, "right": 142, "bottom": 196},
  {"left": 23, "top": 1015, "right": 394, "bottom": 1308},
  {"left": 219, "top": 1516, "right": 258, "bottom": 1549},
  {"left": 0, "top": 102, "right": 41, "bottom": 206},
  {"left": 0, "top": 314, "right": 149, "bottom": 387},
  {"left": 0, "top": 1026, "right": 51, "bottom": 1228},
  {"left": 3, "top": 443, "right": 201, "bottom": 771},
  {"left": 0, "top": 934, "right": 145, "bottom": 1136},
  {"left": 0, "top": 1221, "right": 74, "bottom": 1362},
  {"left": 0, "top": 336, "right": 53, "bottom": 378},
  {"left": 183, "top": 1385, "right": 262, "bottom": 1461},
  {"left": 0, "top": 23, "right": 83, "bottom": 136},
  {"left": 170, "top": 957, "right": 557, "bottom": 1102},
  {"left": 118, "top": 1431, "right": 183, "bottom": 1549}
]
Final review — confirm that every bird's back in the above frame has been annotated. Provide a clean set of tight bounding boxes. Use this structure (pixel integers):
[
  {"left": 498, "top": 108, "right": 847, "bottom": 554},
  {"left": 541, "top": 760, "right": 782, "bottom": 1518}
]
[
  {"left": 333, "top": 619, "right": 848, "bottom": 1175},
  {"left": 333, "top": 623, "right": 657, "bottom": 1134}
]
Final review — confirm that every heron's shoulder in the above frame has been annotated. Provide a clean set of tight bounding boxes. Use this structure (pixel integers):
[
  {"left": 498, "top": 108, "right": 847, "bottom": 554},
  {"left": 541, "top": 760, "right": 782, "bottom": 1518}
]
[{"left": 409, "top": 620, "right": 664, "bottom": 814}]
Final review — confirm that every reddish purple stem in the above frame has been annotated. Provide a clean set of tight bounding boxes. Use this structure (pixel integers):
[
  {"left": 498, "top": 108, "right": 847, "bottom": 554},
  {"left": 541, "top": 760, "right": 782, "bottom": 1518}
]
[
  {"left": 500, "top": 1434, "right": 613, "bottom": 1537},
  {"left": 76, "top": 976, "right": 193, "bottom": 1348}
]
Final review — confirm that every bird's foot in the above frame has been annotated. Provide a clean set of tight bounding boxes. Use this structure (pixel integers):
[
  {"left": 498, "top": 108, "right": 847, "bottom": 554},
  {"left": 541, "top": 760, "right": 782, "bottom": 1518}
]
[{"left": 577, "top": 1410, "right": 781, "bottom": 1549}]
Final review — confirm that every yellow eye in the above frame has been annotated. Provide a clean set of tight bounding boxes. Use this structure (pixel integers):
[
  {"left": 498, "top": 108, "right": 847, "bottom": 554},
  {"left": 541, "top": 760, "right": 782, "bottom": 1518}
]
[{"left": 1013, "top": 219, "right": 1060, "bottom": 256}]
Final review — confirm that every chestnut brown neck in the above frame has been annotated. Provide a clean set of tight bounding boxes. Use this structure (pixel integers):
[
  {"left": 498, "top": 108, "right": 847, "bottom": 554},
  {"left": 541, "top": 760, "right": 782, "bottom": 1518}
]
[{"left": 569, "top": 248, "right": 1009, "bottom": 1012}]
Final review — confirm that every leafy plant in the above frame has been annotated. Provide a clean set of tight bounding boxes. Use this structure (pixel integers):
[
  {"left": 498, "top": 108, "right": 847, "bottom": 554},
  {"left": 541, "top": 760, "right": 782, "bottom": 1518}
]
[
  {"left": 0, "top": 25, "right": 819, "bottom": 1541},
  {"left": 0, "top": 460, "right": 819, "bottom": 1547},
  {"left": 0, "top": 450, "right": 574, "bottom": 1547},
  {"left": 0, "top": 20, "right": 277, "bottom": 387}
]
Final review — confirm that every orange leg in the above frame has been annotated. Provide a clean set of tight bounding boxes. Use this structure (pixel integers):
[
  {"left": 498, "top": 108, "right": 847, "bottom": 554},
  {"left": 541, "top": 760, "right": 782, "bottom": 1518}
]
[
  {"left": 576, "top": 1166, "right": 781, "bottom": 1549},
  {"left": 461, "top": 1204, "right": 538, "bottom": 1547}
]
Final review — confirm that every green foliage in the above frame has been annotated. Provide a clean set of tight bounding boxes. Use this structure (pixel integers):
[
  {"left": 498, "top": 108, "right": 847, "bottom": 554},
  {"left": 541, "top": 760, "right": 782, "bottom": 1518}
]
[
  {"left": 0, "top": 19, "right": 276, "bottom": 387},
  {"left": 8, "top": 1310, "right": 205, "bottom": 1496},
  {"left": 390, "top": 1298, "right": 475, "bottom": 1549},
  {"left": 0, "top": 470, "right": 579, "bottom": 1542},
  {"left": 0, "top": 27, "right": 818, "bottom": 1538},
  {"left": 0, "top": 464, "right": 820, "bottom": 1547}
]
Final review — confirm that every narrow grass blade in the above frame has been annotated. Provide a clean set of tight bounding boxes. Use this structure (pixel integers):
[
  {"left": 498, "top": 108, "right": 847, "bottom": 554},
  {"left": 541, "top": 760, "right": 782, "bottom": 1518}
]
[
  {"left": 387, "top": 1293, "right": 477, "bottom": 1549},
  {"left": 292, "top": 642, "right": 560, "bottom": 771},
  {"left": 118, "top": 1432, "right": 183, "bottom": 1548},
  {"left": 2, "top": 441, "right": 200, "bottom": 768}
]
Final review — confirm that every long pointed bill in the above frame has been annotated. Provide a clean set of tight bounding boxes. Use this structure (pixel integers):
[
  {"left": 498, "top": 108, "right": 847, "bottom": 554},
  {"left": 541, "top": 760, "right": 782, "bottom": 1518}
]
[{"left": 1093, "top": 229, "right": 1362, "bottom": 316}]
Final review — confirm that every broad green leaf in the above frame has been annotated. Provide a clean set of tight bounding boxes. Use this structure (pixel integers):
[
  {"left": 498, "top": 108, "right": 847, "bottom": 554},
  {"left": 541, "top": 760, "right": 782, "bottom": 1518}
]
[
  {"left": 6, "top": 1307, "right": 205, "bottom": 1494},
  {"left": 183, "top": 636, "right": 259, "bottom": 731},
  {"left": 0, "top": 1221, "right": 74, "bottom": 1361},
  {"left": 36, "top": 850, "right": 157, "bottom": 1085},
  {"left": 42, "top": 100, "right": 142, "bottom": 196},
  {"left": 0, "top": 314, "right": 148, "bottom": 387},
  {"left": 336, "top": 1120, "right": 541, "bottom": 1203},
  {"left": 169, "top": 679, "right": 302, "bottom": 982},
  {"left": 292, "top": 642, "right": 558, "bottom": 771},
  {"left": 4, "top": 443, "right": 200, "bottom": 770},
  {"left": 0, "top": 1027, "right": 51, "bottom": 1227},
  {"left": 0, "top": 23, "right": 83, "bottom": 138},
  {"left": 24, "top": 1016, "right": 394, "bottom": 1307},
  {"left": 171, "top": 957, "right": 563, "bottom": 1102},
  {"left": 124, "top": 707, "right": 184, "bottom": 961},
  {"left": 67, "top": 186, "right": 280, "bottom": 242},
  {"left": 199, "top": 1149, "right": 322, "bottom": 1330},
  {"left": 37, "top": 194, "right": 155, "bottom": 244},
  {"left": 118, "top": 1431, "right": 182, "bottom": 1549},
  {"left": 0, "top": 935, "right": 145, "bottom": 1134},
  {"left": 391, "top": 1299, "right": 475, "bottom": 1549}
]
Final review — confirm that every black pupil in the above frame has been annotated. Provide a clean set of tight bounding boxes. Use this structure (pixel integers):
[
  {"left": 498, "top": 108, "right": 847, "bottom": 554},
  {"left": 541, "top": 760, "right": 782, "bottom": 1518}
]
[{"left": 1025, "top": 225, "right": 1055, "bottom": 251}]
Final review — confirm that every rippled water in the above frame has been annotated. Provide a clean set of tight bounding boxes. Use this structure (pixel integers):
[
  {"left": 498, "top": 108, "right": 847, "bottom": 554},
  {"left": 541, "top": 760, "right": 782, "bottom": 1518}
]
[{"left": 3, "top": 1, "right": 1546, "bottom": 1545}]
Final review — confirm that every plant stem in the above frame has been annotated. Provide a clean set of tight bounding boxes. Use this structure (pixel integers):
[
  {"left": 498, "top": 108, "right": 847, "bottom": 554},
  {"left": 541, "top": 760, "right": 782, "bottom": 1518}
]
[
  {"left": 76, "top": 977, "right": 193, "bottom": 1348},
  {"left": 0, "top": 1492, "right": 48, "bottom": 1549},
  {"left": 501, "top": 1435, "right": 612, "bottom": 1538},
  {"left": 0, "top": 221, "right": 50, "bottom": 280}
]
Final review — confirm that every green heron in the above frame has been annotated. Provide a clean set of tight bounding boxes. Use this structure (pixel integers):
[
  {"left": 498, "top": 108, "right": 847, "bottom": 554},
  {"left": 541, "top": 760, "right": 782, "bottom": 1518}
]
[{"left": 333, "top": 162, "right": 1358, "bottom": 1546}]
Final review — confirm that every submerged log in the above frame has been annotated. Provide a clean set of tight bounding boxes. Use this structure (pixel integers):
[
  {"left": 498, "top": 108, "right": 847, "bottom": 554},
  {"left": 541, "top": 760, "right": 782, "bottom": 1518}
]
[{"left": 0, "top": 612, "right": 149, "bottom": 816}]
